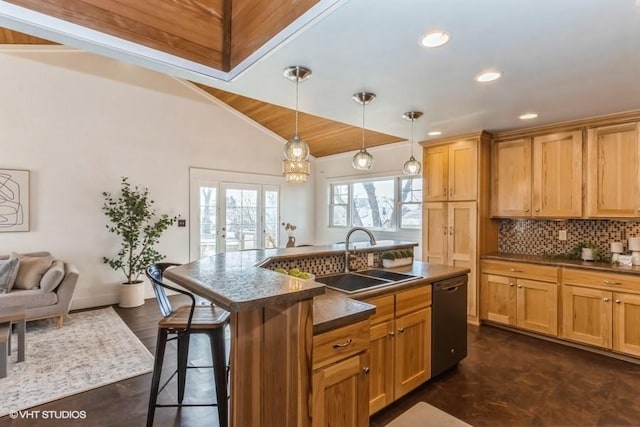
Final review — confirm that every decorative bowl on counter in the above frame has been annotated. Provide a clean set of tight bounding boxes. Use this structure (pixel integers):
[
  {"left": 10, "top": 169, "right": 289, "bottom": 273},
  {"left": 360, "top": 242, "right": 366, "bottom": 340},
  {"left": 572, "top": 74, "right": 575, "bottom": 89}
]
[
  {"left": 380, "top": 249, "right": 414, "bottom": 268},
  {"left": 274, "top": 268, "right": 315, "bottom": 280}
]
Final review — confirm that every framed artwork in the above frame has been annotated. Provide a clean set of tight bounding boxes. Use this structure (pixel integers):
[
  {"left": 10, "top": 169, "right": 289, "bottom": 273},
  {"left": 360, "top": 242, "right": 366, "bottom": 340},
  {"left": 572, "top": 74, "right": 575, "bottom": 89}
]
[{"left": 0, "top": 169, "right": 29, "bottom": 232}]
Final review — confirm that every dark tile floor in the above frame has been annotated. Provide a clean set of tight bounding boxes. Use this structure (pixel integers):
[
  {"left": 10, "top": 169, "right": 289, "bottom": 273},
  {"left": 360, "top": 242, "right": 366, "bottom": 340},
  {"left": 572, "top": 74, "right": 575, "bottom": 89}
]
[{"left": 3, "top": 297, "right": 640, "bottom": 426}]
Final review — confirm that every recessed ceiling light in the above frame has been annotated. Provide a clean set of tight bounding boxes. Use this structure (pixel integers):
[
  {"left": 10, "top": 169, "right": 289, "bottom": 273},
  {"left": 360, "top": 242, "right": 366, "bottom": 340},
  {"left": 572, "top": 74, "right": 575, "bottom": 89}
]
[
  {"left": 428, "top": 131, "right": 442, "bottom": 136},
  {"left": 519, "top": 113, "right": 539, "bottom": 120},
  {"left": 475, "top": 71, "right": 502, "bottom": 82},
  {"left": 419, "top": 31, "right": 450, "bottom": 48}
]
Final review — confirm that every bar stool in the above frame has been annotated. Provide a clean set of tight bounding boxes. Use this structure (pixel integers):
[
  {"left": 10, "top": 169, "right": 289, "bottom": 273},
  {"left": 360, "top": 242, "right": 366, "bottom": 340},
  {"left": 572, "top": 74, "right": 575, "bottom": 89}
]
[{"left": 145, "top": 263, "right": 230, "bottom": 427}]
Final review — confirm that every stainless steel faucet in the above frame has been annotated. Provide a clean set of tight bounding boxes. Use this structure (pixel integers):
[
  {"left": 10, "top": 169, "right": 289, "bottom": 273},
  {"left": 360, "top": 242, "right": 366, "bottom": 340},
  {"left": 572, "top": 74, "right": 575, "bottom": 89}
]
[{"left": 344, "top": 227, "right": 377, "bottom": 272}]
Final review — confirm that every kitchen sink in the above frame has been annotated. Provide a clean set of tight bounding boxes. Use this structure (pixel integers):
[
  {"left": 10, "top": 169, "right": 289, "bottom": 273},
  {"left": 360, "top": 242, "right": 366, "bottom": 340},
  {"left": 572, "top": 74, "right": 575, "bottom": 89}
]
[{"left": 315, "top": 270, "right": 420, "bottom": 293}]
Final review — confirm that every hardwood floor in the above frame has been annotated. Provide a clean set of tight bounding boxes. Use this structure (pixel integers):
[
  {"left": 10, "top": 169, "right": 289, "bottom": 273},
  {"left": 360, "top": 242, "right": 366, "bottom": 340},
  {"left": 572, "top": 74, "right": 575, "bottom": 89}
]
[{"left": 3, "top": 298, "right": 640, "bottom": 426}]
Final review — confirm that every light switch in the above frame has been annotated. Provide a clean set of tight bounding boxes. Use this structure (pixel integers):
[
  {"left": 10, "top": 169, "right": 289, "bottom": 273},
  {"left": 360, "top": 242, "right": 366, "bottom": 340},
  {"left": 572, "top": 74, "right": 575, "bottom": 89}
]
[
  {"left": 558, "top": 230, "right": 567, "bottom": 241},
  {"left": 367, "top": 253, "right": 374, "bottom": 266}
]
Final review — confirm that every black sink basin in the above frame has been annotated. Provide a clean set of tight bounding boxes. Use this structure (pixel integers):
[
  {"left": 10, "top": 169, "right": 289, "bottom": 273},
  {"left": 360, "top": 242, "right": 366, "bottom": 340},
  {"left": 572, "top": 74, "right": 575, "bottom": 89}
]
[
  {"left": 357, "top": 269, "right": 418, "bottom": 282},
  {"left": 315, "top": 270, "right": 420, "bottom": 293},
  {"left": 315, "top": 273, "right": 389, "bottom": 293}
]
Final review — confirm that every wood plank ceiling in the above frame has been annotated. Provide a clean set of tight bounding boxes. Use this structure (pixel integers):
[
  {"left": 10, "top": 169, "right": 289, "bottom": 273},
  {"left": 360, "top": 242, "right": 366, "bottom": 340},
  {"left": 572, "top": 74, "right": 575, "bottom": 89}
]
[{"left": 0, "top": 0, "right": 404, "bottom": 157}]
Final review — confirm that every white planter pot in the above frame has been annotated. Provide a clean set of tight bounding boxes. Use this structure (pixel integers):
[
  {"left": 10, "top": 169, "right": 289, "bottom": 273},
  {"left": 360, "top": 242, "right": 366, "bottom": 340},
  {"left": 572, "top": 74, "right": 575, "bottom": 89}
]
[
  {"left": 382, "top": 257, "right": 413, "bottom": 268},
  {"left": 119, "top": 281, "right": 145, "bottom": 308},
  {"left": 581, "top": 248, "right": 595, "bottom": 261}
]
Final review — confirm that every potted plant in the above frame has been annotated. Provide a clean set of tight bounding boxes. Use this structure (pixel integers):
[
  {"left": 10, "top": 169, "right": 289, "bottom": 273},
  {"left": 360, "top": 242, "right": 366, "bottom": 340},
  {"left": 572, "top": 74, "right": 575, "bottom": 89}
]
[
  {"left": 381, "top": 249, "right": 413, "bottom": 268},
  {"left": 103, "top": 177, "right": 176, "bottom": 307},
  {"left": 569, "top": 242, "right": 601, "bottom": 262}
]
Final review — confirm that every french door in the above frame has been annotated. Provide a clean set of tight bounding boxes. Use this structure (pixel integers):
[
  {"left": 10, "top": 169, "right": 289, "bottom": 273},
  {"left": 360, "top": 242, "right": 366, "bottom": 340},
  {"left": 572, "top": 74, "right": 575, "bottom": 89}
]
[{"left": 190, "top": 178, "right": 280, "bottom": 260}]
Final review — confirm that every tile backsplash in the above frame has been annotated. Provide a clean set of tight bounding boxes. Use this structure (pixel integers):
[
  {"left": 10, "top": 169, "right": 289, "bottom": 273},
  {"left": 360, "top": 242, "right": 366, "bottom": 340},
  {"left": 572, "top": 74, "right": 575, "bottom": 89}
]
[{"left": 499, "top": 219, "right": 640, "bottom": 257}]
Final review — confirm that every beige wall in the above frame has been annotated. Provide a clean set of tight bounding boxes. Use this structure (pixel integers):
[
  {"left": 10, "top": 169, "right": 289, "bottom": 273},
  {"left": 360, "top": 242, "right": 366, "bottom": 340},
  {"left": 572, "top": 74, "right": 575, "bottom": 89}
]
[{"left": 0, "top": 47, "right": 315, "bottom": 309}]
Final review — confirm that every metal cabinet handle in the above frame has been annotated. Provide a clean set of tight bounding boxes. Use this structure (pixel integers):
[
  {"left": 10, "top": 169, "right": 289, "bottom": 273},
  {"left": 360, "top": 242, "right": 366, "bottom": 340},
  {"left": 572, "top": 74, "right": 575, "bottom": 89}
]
[
  {"left": 604, "top": 297, "right": 610, "bottom": 302},
  {"left": 616, "top": 299, "right": 621, "bottom": 304},
  {"left": 443, "top": 225, "right": 447, "bottom": 236},
  {"left": 398, "top": 328, "right": 405, "bottom": 333},
  {"left": 509, "top": 283, "right": 515, "bottom": 287},
  {"left": 603, "top": 280, "right": 622, "bottom": 285},
  {"left": 535, "top": 208, "right": 540, "bottom": 212},
  {"left": 449, "top": 226, "right": 453, "bottom": 235},
  {"left": 449, "top": 188, "right": 453, "bottom": 197},
  {"left": 524, "top": 208, "right": 530, "bottom": 212},
  {"left": 362, "top": 367, "right": 370, "bottom": 374},
  {"left": 509, "top": 268, "right": 523, "bottom": 273},
  {"left": 517, "top": 285, "right": 523, "bottom": 288},
  {"left": 388, "top": 331, "right": 395, "bottom": 337},
  {"left": 332, "top": 338, "right": 353, "bottom": 349}
]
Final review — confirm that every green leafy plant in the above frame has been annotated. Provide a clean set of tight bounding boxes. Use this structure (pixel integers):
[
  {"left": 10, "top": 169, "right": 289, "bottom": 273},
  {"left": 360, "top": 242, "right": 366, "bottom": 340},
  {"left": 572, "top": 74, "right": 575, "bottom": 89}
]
[
  {"left": 381, "top": 251, "right": 397, "bottom": 260},
  {"left": 381, "top": 249, "right": 414, "bottom": 260},
  {"left": 102, "top": 177, "right": 176, "bottom": 284},
  {"left": 568, "top": 242, "right": 603, "bottom": 262}
]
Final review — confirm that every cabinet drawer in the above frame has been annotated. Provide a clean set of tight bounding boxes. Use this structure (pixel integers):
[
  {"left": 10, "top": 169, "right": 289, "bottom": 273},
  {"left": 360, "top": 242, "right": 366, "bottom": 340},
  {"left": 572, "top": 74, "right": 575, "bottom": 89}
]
[
  {"left": 362, "top": 294, "right": 394, "bottom": 325},
  {"left": 395, "top": 285, "right": 431, "bottom": 318},
  {"left": 481, "top": 260, "right": 558, "bottom": 282},
  {"left": 563, "top": 268, "right": 640, "bottom": 293},
  {"left": 313, "top": 319, "right": 370, "bottom": 370}
]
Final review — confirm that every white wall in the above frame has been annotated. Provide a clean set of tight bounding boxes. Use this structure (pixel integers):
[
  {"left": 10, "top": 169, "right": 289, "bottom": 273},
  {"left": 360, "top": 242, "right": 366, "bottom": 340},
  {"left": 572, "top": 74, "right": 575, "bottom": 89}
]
[
  {"left": 314, "top": 142, "right": 423, "bottom": 258},
  {"left": 0, "top": 47, "right": 315, "bottom": 309}
]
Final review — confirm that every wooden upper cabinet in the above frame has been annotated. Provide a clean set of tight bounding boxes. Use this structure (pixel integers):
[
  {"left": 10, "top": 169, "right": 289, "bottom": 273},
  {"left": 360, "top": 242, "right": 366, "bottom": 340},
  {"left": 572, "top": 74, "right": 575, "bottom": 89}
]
[
  {"left": 586, "top": 123, "right": 640, "bottom": 218},
  {"left": 492, "top": 131, "right": 583, "bottom": 218},
  {"left": 491, "top": 138, "right": 532, "bottom": 217},
  {"left": 423, "top": 140, "right": 477, "bottom": 202},
  {"left": 532, "top": 131, "right": 583, "bottom": 217}
]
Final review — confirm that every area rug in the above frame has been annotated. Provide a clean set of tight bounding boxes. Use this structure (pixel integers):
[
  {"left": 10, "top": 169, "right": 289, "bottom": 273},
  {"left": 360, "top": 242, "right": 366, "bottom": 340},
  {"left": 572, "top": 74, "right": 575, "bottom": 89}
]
[
  {"left": 386, "top": 401, "right": 473, "bottom": 427},
  {"left": 0, "top": 307, "right": 154, "bottom": 417}
]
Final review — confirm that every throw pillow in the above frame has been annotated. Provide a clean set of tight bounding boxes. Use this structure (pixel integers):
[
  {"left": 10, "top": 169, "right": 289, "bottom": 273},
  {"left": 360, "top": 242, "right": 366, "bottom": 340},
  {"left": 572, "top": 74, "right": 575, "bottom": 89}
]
[
  {"left": 12, "top": 254, "right": 54, "bottom": 290},
  {"left": 39, "top": 260, "right": 65, "bottom": 293},
  {"left": 0, "top": 258, "right": 20, "bottom": 294}
]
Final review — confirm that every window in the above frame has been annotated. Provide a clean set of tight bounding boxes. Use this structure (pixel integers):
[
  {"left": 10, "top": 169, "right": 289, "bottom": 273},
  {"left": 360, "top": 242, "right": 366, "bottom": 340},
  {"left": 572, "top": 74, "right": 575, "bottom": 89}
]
[
  {"left": 329, "top": 177, "right": 422, "bottom": 230},
  {"left": 399, "top": 177, "right": 423, "bottom": 229}
]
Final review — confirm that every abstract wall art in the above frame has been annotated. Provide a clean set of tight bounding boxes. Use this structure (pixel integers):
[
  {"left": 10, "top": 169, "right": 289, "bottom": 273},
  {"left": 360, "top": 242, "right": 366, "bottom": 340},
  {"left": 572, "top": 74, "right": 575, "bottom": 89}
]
[{"left": 0, "top": 169, "right": 29, "bottom": 232}]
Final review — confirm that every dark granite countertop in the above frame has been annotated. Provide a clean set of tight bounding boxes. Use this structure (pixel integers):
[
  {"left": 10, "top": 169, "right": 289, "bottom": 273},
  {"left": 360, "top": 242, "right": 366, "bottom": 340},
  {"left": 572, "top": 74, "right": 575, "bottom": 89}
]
[
  {"left": 482, "top": 253, "right": 640, "bottom": 276},
  {"left": 313, "top": 291, "right": 376, "bottom": 335}
]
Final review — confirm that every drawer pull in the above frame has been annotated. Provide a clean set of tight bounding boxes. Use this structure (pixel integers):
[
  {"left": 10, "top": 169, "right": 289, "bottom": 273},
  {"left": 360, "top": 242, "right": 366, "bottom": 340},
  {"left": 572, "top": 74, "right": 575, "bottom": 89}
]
[
  {"left": 332, "top": 338, "right": 353, "bottom": 349},
  {"left": 388, "top": 331, "right": 395, "bottom": 337},
  {"left": 362, "top": 367, "right": 370, "bottom": 374},
  {"left": 603, "top": 280, "right": 622, "bottom": 285},
  {"left": 398, "top": 328, "right": 405, "bottom": 333},
  {"left": 517, "top": 285, "right": 523, "bottom": 288},
  {"left": 616, "top": 299, "right": 621, "bottom": 304},
  {"left": 509, "top": 268, "right": 523, "bottom": 273},
  {"left": 509, "top": 283, "right": 515, "bottom": 287},
  {"left": 604, "top": 297, "right": 610, "bottom": 302}
]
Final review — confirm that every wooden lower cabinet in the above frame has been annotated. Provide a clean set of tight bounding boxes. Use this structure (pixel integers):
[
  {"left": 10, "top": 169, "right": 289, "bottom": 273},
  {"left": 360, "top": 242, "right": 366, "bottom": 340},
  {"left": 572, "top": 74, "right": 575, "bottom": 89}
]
[
  {"left": 562, "top": 286, "right": 640, "bottom": 357},
  {"left": 480, "top": 264, "right": 558, "bottom": 336},
  {"left": 312, "top": 320, "right": 370, "bottom": 427},
  {"left": 363, "top": 284, "right": 432, "bottom": 415}
]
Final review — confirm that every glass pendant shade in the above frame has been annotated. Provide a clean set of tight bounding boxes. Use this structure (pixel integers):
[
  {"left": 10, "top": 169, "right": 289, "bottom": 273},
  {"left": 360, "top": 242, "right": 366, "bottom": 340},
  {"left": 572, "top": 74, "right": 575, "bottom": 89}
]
[
  {"left": 353, "top": 149, "right": 374, "bottom": 170},
  {"left": 402, "top": 111, "right": 424, "bottom": 176},
  {"left": 282, "top": 65, "right": 312, "bottom": 182},
  {"left": 284, "top": 135, "right": 310, "bottom": 161},
  {"left": 282, "top": 159, "right": 310, "bottom": 183},
  {"left": 352, "top": 92, "right": 376, "bottom": 171},
  {"left": 403, "top": 155, "right": 421, "bottom": 175}
]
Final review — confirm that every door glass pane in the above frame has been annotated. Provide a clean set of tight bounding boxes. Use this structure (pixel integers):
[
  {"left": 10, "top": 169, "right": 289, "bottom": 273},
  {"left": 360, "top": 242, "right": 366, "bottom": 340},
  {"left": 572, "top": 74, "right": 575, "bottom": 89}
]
[
  {"left": 225, "top": 188, "right": 258, "bottom": 252},
  {"left": 264, "top": 190, "right": 279, "bottom": 248},
  {"left": 199, "top": 186, "right": 217, "bottom": 257},
  {"left": 399, "top": 177, "right": 422, "bottom": 229}
]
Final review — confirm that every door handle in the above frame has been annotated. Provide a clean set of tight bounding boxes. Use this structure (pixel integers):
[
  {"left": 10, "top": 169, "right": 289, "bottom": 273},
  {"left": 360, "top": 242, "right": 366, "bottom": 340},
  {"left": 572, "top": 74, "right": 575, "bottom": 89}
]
[
  {"left": 443, "top": 225, "right": 447, "bottom": 236},
  {"left": 604, "top": 297, "right": 610, "bottom": 302},
  {"left": 449, "top": 226, "right": 453, "bottom": 235},
  {"left": 615, "top": 299, "right": 621, "bottom": 304},
  {"left": 332, "top": 338, "right": 353, "bottom": 349},
  {"left": 362, "top": 367, "right": 370, "bottom": 374},
  {"left": 398, "top": 328, "right": 405, "bottom": 333}
]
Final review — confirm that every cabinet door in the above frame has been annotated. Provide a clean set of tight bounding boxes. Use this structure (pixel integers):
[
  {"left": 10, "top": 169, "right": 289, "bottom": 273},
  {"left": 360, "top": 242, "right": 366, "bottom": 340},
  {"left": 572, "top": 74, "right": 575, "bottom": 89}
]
[
  {"left": 587, "top": 123, "right": 640, "bottom": 217},
  {"left": 368, "top": 320, "right": 394, "bottom": 415},
  {"left": 532, "top": 131, "right": 582, "bottom": 218},
  {"left": 491, "top": 138, "right": 532, "bottom": 217},
  {"left": 613, "top": 292, "right": 640, "bottom": 357},
  {"left": 423, "top": 145, "right": 449, "bottom": 202},
  {"left": 480, "top": 273, "right": 516, "bottom": 325},
  {"left": 422, "top": 203, "right": 448, "bottom": 265},
  {"left": 561, "top": 286, "right": 611, "bottom": 348},
  {"left": 312, "top": 352, "right": 369, "bottom": 427},
  {"left": 448, "top": 202, "right": 477, "bottom": 317},
  {"left": 516, "top": 279, "right": 558, "bottom": 336},
  {"left": 394, "top": 307, "right": 431, "bottom": 399},
  {"left": 448, "top": 140, "right": 478, "bottom": 201}
]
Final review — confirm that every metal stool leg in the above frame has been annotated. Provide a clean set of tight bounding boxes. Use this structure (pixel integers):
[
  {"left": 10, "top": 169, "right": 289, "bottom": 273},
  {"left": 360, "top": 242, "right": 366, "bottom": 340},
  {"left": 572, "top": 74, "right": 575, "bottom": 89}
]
[
  {"left": 147, "top": 328, "right": 168, "bottom": 427},
  {"left": 177, "top": 333, "right": 190, "bottom": 404},
  {"left": 209, "top": 327, "right": 228, "bottom": 427}
]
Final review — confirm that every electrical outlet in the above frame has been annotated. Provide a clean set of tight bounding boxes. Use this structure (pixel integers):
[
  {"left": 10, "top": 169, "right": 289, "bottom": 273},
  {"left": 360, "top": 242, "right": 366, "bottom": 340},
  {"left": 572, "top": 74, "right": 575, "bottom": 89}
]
[
  {"left": 178, "top": 219, "right": 186, "bottom": 227},
  {"left": 367, "top": 253, "right": 374, "bottom": 267},
  {"left": 558, "top": 230, "right": 567, "bottom": 241}
]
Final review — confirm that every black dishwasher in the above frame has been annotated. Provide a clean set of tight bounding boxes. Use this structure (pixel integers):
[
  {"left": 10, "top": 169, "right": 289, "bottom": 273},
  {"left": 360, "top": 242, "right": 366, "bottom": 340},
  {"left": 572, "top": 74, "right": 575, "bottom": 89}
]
[{"left": 431, "top": 274, "right": 468, "bottom": 377}]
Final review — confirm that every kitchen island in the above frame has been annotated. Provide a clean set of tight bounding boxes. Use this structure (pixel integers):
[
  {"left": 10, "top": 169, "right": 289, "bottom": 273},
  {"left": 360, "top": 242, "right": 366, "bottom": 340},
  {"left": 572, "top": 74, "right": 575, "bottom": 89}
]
[{"left": 164, "top": 242, "right": 468, "bottom": 426}]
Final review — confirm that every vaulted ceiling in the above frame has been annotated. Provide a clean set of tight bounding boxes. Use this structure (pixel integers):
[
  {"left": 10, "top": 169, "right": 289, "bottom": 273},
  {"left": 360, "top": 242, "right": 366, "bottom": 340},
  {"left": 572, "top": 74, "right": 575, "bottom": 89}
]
[{"left": 2, "top": 0, "right": 640, "bottom": 159}]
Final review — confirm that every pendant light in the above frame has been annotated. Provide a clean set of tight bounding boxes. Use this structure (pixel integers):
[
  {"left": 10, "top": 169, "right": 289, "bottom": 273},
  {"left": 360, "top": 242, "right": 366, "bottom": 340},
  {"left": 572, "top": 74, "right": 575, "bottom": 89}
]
[
  {"left": 352, "top": 92, "right": 376, "bottom": 170},
  {"left": 402, "top": 111, "right": 423, "bottom": 176},
  {"left": 282, "top": 66, "right": 311, "bottom": 183}
]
